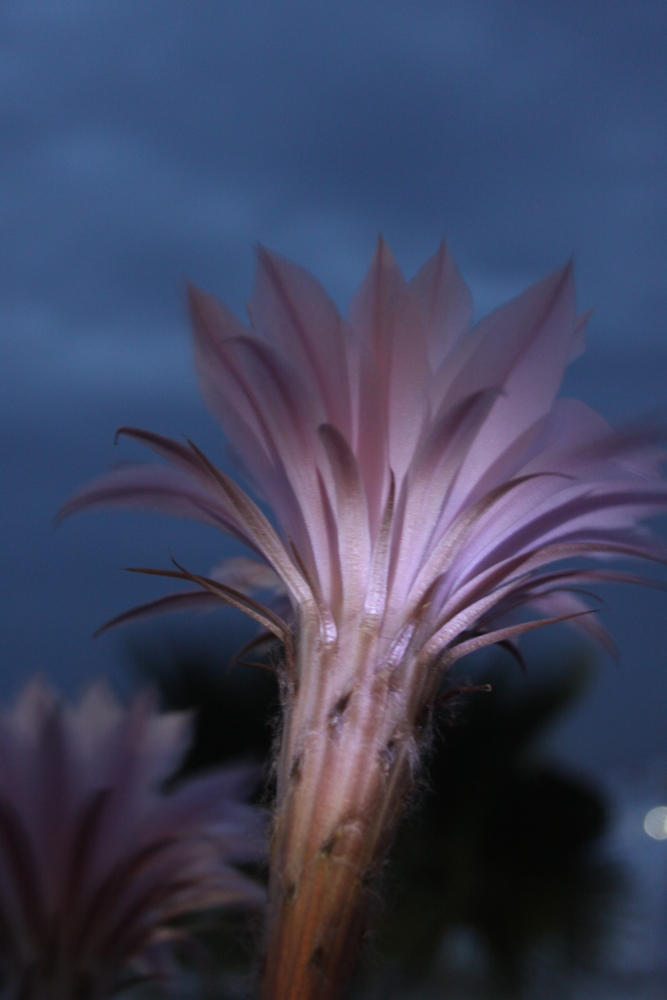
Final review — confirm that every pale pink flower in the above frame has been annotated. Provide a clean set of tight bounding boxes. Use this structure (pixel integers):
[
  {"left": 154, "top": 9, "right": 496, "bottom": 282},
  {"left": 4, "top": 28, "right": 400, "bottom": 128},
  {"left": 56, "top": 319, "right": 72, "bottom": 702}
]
[
  {"left": 0, "top": 681, "right": 264, "bottom": 1000},
  {"left": 62, "top": 241, "right": 667, "bottom": 1000},
  {"left": 62, "top": 241, "right": 667, "bottom": 664}
]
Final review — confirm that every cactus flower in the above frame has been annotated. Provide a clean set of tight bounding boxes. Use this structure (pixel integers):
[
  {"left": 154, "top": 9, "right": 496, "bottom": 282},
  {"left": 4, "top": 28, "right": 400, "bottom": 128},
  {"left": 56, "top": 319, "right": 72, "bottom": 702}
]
[
  {"left": 0, "top": 681, "right": 264, "bottom": 999},
  {"left": 62, "top": 240, "right": 667, "bottom": 999}
]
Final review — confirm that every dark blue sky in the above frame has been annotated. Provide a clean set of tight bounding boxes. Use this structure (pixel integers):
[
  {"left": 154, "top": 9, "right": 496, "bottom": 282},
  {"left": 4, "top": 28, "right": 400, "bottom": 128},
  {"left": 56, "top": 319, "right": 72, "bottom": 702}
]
[{"left": 2, "top": 0, "right": 667, "bottom": 778}]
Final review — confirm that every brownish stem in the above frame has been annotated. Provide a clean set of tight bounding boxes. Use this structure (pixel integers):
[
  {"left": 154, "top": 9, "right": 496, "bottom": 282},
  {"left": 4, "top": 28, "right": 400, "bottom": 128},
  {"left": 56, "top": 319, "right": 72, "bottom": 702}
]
[{"left": 260, "top": 621, "right": 434, "bottom": 1000}]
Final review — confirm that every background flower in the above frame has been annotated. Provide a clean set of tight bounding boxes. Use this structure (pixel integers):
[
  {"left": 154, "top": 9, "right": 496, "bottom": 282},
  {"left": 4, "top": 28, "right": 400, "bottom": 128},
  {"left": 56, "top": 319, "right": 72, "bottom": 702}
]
[{"left": 0, "top": 680, "right": 265, "bottom": 1000}]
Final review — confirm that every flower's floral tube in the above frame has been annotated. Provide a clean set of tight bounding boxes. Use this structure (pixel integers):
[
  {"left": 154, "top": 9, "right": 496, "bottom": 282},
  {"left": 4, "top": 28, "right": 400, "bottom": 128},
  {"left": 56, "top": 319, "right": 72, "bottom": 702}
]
[
  {"left": 62, "top": 240, "right": 667, "bottom": 999},
  {"left": 0, "top": 680, "right": 264, "bottom": 1000}
]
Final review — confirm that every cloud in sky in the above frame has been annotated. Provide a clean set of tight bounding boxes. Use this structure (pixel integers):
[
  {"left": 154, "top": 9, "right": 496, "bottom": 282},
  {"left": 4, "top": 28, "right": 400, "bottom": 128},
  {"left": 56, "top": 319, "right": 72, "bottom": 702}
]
[{"left": 2, "top": 0, "right": 666, "bottom": 393}]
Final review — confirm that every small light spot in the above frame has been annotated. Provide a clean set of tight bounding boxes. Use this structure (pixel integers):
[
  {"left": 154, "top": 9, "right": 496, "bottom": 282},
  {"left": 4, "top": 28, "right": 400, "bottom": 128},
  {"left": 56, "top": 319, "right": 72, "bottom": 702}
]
[{"left": 644, "top": 806, "right": 667, "bottom": 839}]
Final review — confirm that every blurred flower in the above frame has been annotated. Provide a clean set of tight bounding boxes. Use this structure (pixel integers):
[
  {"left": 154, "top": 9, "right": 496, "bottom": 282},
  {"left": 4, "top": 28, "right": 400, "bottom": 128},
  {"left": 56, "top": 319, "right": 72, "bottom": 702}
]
[
  {"left": 61, "top": 241, "right": 667, "bottom": 999},
  {"left": 0, "top": 681, "right": 264, "bottom": 1000}
]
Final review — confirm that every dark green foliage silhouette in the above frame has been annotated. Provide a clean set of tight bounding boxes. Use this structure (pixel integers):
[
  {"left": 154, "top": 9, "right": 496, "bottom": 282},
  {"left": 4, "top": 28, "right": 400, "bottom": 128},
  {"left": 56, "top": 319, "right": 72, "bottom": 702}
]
[
  {"left": 130, "top": 631, "right": 280, "bottom": 784},
  {"left": 364, "top": 662, "right": 624, "bottom": 997}
]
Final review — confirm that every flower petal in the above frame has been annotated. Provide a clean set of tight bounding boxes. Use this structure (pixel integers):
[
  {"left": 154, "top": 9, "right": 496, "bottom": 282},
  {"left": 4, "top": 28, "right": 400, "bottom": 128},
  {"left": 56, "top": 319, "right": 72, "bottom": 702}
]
[
  {"left": 248, "top": 247, "right": 353, "bottom": 439},
  {"left": 93, "top": 590, "right": 225, "bottom": 638}
]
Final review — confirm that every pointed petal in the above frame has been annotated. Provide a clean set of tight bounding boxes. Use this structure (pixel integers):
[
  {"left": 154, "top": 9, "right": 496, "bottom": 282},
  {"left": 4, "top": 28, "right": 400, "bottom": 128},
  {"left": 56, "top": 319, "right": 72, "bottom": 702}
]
[
  {"left": 319, "top": 423, "right": 371, "bottom": 619},
  {"left": 407, "top": 472, "right": 571, "bottom": 611},
  {"left": 441, "top": 263, "right": 580, "bottom": 504},
  {"left": 409, "top": 240, "right": 473, "bottom": 372},
  {"left": 457, "top": 481, "right": 667, "bottom": 588},
  {"left": 217, "top": 337, "right": 335, "bottom": 591},
  {"left": 183, "top": 438, "right": 316, "bottom": 604},
  {"left": 75, "top": 428, "right": 314, "bottom": 608},
  {"left": 93, "top": 591, "right": 224, "bottom": 638},
  {"left": 350, "top": 238, "right": 430, "bottom": 482},
  {"left": 436, "top": 533, "right": 667, "bottom": 631},
  {"left": 126, "top": 564, "right": 290, "bottom": 641},
  {"left": 527, "top": 591, "right": 617, "bottom": 659},
  {"left": 248, "top": 247, "right": 352, "bottom": 437},
  {"left": 209, "top": 555, "right": 287, "bottom": 595},
  {"left": 364, "top": 472, "right": 395, "bottom": 625},
  {"left": 58, "top": 463, "right": 254, "bottom": 542},
  {"left": 388, "top": 388, "right": 502, "bottom": 608},
  {"left": 442, "top": 610, "right": 594, "bottom": 665}
]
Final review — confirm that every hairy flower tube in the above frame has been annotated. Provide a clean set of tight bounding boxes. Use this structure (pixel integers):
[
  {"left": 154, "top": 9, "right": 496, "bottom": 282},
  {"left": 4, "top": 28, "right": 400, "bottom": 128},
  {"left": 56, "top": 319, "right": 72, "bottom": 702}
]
[
  {"left": 62, "top": 240, "right": 667, "bottom": 1000},
  {"left": 0, "top": 681, "right": 264, "bottom": 1000}
]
